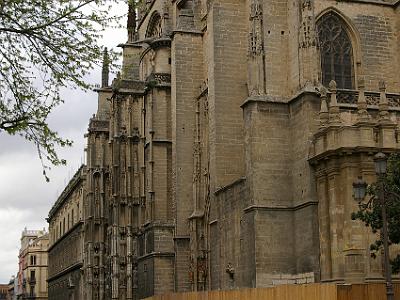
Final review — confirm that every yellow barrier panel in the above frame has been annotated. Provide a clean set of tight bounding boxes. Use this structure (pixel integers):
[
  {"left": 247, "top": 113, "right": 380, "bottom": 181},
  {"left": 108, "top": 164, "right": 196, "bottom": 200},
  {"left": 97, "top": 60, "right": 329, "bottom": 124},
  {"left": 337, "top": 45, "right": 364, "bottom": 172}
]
[{"left": 144, "top": 283, "right": 400, "bottom": 300}]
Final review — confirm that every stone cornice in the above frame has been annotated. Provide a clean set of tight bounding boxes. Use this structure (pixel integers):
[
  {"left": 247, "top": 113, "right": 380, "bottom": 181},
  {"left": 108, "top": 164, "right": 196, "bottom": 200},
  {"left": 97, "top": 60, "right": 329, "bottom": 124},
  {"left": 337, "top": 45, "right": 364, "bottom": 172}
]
[
  {"left": 112, "top": 79, "right": 146, "bottom": 96},
  {"left": 308, "top": 146, "right": 399, "bottom": 166}
]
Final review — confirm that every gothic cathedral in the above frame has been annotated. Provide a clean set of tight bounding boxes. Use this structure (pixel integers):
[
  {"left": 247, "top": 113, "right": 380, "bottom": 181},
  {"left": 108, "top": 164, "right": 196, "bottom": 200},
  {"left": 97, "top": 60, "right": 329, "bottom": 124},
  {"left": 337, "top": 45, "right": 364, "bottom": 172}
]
[{"left": 49, "top": 0, "right": 400, "bottom": 299}]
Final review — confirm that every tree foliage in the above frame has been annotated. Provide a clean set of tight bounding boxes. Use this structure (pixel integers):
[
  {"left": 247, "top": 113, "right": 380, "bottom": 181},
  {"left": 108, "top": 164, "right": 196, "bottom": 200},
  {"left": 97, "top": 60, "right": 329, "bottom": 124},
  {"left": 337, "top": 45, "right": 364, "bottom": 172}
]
[
  {"left": 0, "top": 0, "right": 123, "bottom": 180},
  {"left": 352, "top": 153, "right": 400, "bottom": 273}
]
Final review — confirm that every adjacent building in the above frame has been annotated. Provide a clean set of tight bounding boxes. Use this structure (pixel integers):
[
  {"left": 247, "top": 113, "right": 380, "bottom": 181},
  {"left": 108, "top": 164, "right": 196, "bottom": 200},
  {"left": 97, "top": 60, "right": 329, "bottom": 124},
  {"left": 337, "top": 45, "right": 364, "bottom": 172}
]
[
  {"left": 0, "top": 284, "right": 8, "bottom": 300},
  {"left": 7, "top": 276, "right": 17, "bottom": 300},
  {"left": 49, "top": 0, "right": 400, "bottom": 299},
  {"left": 17, "top": 229, "right": 48, "bottom": 300},
  {"left": 47, "top": 166, "right": 85, "bottom": 300}
]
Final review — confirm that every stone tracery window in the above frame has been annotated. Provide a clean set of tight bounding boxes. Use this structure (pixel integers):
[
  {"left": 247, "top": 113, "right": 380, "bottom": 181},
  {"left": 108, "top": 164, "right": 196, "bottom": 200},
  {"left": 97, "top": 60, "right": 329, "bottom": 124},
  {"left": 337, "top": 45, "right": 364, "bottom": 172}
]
[
  {"left": 317, "top": 12, "right": 354, "bottom": 89},
  {"left": 145, "top": 12, "right": 162, "bottom": 38}
]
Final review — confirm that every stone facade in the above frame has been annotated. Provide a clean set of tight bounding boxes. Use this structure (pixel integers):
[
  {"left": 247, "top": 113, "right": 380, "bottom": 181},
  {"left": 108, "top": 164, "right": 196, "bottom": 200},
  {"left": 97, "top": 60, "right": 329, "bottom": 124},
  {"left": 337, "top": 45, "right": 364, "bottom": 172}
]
[
  {"left": 16, "top": 229, "right": 48, "bottom": 300},
  {"left": 0, "top": 284, "right": 8, "bottom": 300},
  {"left": 6, "top": 276, "right": 16, "bottom": 300},
  {"left": 50, "top": 0, "right": 400, "bottom": 298},
  {"left": 47, "top": 166, "right": 85, "bottom": 300}
]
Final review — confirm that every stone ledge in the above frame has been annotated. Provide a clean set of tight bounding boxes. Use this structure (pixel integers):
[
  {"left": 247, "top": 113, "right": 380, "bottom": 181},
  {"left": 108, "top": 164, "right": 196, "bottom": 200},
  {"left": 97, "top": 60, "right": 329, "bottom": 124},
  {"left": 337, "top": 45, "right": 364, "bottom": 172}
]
[
  {"left": 214, "top": 177, "right": 246, "bottom": 195},
  {"left": 137, "top": 251, "right": 175, "bottom": 261},
  {"left": 171, "top": 29, "right": 203, "bottom": 37},
  {"left": 243, "top": 201, "right": 318, "bottom": 213},
  {"left": 47, "top": 261, "right": 83, "bottom": 282}
]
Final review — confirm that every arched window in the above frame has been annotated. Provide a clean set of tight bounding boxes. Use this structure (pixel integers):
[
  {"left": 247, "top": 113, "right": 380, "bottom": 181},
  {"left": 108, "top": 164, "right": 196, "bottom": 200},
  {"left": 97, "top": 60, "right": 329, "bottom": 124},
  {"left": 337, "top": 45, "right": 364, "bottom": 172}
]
[
  {"left": 145, "top": 12, "right": 162, "bottom": 38},
  {"left": 317, "top": 12, "right": 354, "bottom": 89}
]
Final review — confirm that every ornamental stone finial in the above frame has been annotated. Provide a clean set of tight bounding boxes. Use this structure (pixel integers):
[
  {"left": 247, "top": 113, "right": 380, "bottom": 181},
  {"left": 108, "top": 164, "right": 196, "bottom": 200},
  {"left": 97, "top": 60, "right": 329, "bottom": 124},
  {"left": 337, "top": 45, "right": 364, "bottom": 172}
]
[
  {"left": 101, "top": 47, "right": 109, "bottom": 88},
  {"left": 356, "top": 77, "right": 370, "bottom": 122},
  {"left": 378, "top": 80, "right": 390, "bottom": 123},
  {"left": 379, "top": 80, "right": 386, "bottom": 92},
  {"left": 327, "top": 80, "right": 341, "bottom": 124},
  {"left": 329, "top": 80, "right": 337, "bottom": 91},
  {"left": 328, "top": 80, "right": 338, "bottom": 107},
  {"left": 358, "top": 77, "right": 365, "bottom": 90},
  {"left": 319, "top": 86, "right": 329, "bottom": 127}
]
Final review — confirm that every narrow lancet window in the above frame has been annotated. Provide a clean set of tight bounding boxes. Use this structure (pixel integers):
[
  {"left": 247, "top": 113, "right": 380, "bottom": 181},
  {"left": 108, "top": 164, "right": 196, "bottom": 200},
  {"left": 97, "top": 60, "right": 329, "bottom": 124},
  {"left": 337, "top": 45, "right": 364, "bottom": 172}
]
[{"left": 317, "top": 12, "right": 354, "bottom": 89}]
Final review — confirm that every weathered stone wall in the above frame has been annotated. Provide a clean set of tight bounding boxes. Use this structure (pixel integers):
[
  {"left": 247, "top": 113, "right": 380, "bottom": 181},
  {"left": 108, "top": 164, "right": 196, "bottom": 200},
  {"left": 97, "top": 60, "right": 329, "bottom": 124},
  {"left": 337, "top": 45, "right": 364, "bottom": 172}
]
[
  {"left": 171, "top": 31, "right": 204, "bottom": 292},
  {"left": 210, "top": 178, "right": 254, "bottom": 289},
  {"left": 241, "top": 93, "right": 324, "bottom": 287},
  {"left": 261, "top": 0, "right": 289, "bottom": 97},
  {"left": 48, "top": 268, "right": 82, "bottom": 300},
  {"left": 243, "top": 100, "right": 292, "bottom": 207},
  {"left": 207, "top": 0, "right": 247, "bottom": 190},
  {"left": 48, "top": 223, "right": 83, "bottom": 300}
]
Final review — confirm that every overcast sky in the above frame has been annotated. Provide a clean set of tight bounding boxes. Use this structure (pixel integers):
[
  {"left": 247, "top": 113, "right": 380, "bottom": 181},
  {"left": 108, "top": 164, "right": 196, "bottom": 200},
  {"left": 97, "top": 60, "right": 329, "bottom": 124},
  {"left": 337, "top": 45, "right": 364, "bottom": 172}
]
[{"left": 0, "top": 6, "right": 127, "bottom": 283}]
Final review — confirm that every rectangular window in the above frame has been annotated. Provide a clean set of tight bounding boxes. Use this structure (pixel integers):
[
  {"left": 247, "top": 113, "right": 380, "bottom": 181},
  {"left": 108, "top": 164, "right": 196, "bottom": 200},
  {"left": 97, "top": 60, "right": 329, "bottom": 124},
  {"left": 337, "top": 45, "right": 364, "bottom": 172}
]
[{"left": 30, "top": 270, "right": 35, "bottom": 280}]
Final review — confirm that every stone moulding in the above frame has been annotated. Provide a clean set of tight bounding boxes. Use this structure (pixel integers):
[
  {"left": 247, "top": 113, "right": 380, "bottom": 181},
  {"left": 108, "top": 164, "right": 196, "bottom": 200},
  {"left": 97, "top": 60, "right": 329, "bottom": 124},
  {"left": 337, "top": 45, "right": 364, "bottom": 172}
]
[
  {"left": 171, "top": 29, "right": 203, "bottom": 37},
  {"left": 137, "top": 251, "right": 175, "bottom": 261},
  {"left": 150, "top": 37, "right": 172, "bottom": 50},
  {"left": 308, "top": 146, "right": 399, "bottom": 166},
  {"left": 243, "top": 201, "right": 319, "bottom": 213}
]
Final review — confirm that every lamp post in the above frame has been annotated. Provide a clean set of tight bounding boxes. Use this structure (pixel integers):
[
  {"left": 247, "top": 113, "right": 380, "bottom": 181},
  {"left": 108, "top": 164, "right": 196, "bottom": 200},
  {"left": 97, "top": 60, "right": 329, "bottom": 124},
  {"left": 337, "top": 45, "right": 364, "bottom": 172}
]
[{"left": 352, "top": 152, "right": 394, "bottom": 300}]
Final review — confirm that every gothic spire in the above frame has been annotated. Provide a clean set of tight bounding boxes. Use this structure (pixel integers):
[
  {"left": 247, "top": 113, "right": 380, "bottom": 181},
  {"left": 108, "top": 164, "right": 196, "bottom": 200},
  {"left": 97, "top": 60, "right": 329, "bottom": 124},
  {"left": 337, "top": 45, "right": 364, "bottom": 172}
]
[
  {"left": 101, "top": 47, "right": 109, "bottom": 88},
  {"left": 127, "top": 1, "right": 137, "bottom": 42}
]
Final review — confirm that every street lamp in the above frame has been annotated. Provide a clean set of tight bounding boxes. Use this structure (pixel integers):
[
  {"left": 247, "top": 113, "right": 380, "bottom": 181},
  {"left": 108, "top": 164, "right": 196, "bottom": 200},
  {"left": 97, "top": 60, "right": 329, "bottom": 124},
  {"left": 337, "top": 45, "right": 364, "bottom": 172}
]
[
  {"left": 374, "top": 152, "right": 388, "bottom": 176},
  {"left": 353, "top": 176, "right": 367, "bottom": 202},
  {"left": 352, "top": 152, "right": 394, "bottom": 300}
]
